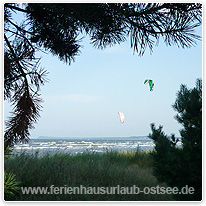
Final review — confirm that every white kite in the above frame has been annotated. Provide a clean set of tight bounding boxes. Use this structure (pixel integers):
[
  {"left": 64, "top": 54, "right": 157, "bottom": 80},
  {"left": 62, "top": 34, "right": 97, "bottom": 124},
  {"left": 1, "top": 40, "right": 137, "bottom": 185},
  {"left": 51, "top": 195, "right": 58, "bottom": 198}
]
[{"left": 118, "top": 112, "right": 125, "bottom": 124}]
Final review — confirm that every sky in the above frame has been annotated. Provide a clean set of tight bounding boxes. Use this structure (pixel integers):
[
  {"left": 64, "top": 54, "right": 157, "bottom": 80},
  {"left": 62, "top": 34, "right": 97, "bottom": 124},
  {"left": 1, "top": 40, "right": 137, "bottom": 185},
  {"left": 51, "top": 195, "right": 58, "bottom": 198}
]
[{"left": 3, "top": 4, "right": 202, "bottom": 139}]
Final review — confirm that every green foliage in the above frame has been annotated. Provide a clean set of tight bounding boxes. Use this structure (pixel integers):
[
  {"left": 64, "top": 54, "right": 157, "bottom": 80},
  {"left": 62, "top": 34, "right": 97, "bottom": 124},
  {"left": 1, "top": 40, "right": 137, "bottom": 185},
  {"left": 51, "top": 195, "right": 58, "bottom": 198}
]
[
  {"left": 149, "top": 79, "right": 202, "bottom": 201},
  {"left": 4, "top": 171, "right": 20, "bottom": 197}
]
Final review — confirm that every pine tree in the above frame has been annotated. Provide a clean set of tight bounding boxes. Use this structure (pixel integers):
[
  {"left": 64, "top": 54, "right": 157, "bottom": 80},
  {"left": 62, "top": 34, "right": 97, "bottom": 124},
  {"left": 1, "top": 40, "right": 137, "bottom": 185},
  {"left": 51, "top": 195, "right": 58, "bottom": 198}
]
[{"left": 149, "top": 79, "right": 202, "bottom": 201}]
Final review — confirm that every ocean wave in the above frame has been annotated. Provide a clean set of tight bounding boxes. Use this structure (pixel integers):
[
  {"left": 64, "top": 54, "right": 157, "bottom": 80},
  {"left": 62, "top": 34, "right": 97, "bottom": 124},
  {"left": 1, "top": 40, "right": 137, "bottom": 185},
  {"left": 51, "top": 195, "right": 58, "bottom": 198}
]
[{"left": 12, "top": 138, "right": 166, "bottom": 155}]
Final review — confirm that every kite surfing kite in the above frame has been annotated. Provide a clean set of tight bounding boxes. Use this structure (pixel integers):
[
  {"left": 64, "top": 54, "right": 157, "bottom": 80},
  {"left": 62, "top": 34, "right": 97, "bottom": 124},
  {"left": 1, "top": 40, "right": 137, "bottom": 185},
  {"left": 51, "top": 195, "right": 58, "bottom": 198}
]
[
  {"left": 118, "top": 112, "right": 125, "bottom": 124},
  {"left": 144, "top": 79, "right": 154, "bottom": 91}
]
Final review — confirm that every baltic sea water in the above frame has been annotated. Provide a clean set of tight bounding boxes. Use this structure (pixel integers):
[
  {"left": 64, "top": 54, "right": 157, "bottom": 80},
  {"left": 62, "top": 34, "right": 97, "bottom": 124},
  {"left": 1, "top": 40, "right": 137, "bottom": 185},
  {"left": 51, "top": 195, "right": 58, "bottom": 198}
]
[{"left": 13, "top": 136, "right": 156, "bottom": 155}]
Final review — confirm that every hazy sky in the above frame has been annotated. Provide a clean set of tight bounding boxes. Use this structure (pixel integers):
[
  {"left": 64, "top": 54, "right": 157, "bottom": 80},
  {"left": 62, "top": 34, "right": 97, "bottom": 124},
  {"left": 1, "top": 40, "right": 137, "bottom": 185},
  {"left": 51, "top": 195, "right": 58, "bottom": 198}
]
[{"left": 4, "top": 4, "right": 202, "bottom": 138}]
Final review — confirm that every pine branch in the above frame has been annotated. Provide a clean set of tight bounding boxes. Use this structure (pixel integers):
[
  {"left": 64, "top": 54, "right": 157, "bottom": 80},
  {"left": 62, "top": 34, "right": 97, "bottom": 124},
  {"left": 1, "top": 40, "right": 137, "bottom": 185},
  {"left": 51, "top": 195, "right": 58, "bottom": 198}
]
[
  {"left": 4, "top": 4, "right": 29, "bottom": 14},
  {"left": 4, "top": 34, "right": 28, "bottom": 87},
  {"left": 4, "top": 34, "right": 45, "bottom": 146}
]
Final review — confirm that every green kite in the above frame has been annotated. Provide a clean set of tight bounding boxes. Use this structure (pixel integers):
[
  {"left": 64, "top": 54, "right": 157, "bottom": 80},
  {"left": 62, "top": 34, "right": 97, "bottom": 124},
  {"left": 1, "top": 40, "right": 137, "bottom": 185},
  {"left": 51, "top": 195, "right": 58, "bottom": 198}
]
[{"left": 144, "top": 79, "right": 154, "bottom": 91}]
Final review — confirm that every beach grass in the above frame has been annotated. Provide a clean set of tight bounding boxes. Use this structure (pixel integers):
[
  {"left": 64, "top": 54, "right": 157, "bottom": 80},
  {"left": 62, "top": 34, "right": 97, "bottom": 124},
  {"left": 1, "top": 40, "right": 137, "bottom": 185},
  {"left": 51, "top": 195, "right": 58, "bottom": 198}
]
[{"left": 4, "top": 150, "right": 174, "bottom": 201}]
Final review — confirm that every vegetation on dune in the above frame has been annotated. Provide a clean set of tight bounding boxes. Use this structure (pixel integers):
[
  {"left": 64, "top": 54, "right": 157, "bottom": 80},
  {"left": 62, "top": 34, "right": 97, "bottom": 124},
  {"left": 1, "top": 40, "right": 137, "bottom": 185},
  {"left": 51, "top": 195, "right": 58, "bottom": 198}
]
[{"left": 4, "top": 150, "right": 173, "bottom": 201}]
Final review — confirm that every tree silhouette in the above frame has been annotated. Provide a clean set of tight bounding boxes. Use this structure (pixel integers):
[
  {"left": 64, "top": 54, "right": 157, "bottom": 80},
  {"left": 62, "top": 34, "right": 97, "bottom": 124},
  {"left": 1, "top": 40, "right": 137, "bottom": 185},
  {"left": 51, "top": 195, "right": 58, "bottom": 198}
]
[
  {"left": 149, "top": 79, "right": 202, "bottom": 201},
  {"left": 4, "top": 3, "right": 202, "bottom": 146}
]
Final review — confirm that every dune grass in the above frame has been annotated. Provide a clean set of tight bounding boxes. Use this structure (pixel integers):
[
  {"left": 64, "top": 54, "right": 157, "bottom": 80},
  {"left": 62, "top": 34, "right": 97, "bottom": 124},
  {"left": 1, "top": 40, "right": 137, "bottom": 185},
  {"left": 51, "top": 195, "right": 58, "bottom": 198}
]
[{"left": 4, "top": 150, "right": 174, "bottom": 201}]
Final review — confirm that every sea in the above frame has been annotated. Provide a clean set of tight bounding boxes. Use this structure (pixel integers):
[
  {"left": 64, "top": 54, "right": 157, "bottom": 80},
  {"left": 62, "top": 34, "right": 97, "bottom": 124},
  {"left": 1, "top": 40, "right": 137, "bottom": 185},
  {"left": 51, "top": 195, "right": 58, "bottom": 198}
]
[{"left": 13, "top": 136, "right": 157, "bottom": 155}]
